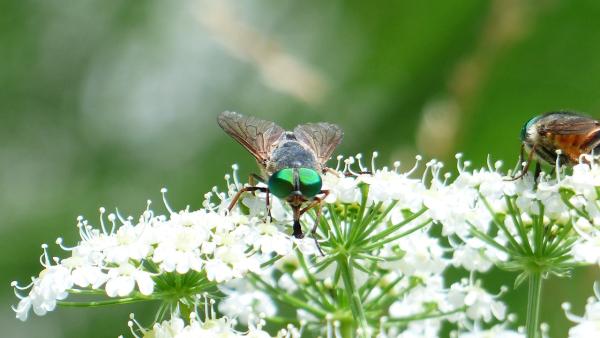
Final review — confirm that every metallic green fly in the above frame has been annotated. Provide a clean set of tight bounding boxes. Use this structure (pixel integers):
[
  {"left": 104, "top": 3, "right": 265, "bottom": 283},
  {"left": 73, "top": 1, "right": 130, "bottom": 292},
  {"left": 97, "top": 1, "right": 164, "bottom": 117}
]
[
  {"left": 510, "top": 111, "right": 600, "bottom": 183},
  {"left": 217, "top": 111, "right": 343, "bottom": 254}
]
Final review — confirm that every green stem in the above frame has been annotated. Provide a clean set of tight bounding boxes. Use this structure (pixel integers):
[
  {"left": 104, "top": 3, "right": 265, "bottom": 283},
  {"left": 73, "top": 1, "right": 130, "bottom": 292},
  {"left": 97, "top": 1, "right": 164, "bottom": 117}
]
[
  {"left": 526, "top": 272, "right": 543, "bottom": 338},
  {"left": 58, "top": 296, "right": 153, "bottom": 307},
  {"left": 260, "top": 254, "right": 283, "bottom": 268},
  {"left": 249, "top": 274, "right": 328, "bottom": 318},
  {"left": 362, "top": 219, "right": 431, "bottom": 251},
  {"left": 384, "top": 306, "right": 466, "bottom": 324},
  {"left": 340, "top": 319, "right": 354, "bottom": 338},
  {"left": 338, "top": 256, "right": 369, "bottom": 337},
  {"left": 180, "top": 302, "right": 193, "bottom": 323}
]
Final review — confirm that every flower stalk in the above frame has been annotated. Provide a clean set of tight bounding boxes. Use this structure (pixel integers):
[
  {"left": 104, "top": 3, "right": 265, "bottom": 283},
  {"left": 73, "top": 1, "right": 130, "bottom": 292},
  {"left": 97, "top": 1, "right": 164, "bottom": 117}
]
[
  {"left": 337, "top": 256, "right": 369, "bottom": 337},
  {"left": 526, "top": 271, "right": 543, "bottom": 338}
]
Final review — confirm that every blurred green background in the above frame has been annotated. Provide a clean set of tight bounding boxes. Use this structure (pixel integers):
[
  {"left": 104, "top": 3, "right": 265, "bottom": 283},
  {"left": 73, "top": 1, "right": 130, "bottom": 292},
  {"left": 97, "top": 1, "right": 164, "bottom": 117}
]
[{"left": 3, "top": 0, "right": 600, "bottom": 336}]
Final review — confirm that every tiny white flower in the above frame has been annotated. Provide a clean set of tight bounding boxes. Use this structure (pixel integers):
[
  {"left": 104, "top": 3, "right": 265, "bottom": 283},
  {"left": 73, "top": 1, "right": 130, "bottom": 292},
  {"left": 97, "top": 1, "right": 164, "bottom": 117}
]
[
  {"left": 105, "top": 263, "right": 154, "bottom": 297},
  {"left": 152, "top": 225, "right": 205, "bottom": 274},
  {"left": 322, "top": 172, "right": 361, "bottom": 204},
  {"left": 219, "top": 290, "right": 276, "bottom": 324},
  {"left": 12, "top": 248, "right": 73, "bottom": 321},
  {"left": 448, "top": 279, "right": 506, "bottom": 323},
  {"left": 457, "top": 325, "right": 525, "bottom": 338},
  {"left": 572, "top": 233, "right": 600, "bottom": 265},
  {"left": 452, "top": 242, "right": 494, "bottom": 273},
  {"left": 61, "top": 256, "right": 108, "bottom": 289}
]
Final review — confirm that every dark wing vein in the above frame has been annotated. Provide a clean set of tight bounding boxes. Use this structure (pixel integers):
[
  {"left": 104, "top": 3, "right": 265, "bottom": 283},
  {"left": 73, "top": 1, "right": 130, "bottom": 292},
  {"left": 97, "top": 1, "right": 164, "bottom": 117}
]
[
  {"left": 543, "top": 115, "right": 600, "bottom": 135},
  {"left": 217, "top": 111, "right": 284, "bottom": 163},
  {"left": 293, "top": 122, "right": 343, "bottom": 166}
]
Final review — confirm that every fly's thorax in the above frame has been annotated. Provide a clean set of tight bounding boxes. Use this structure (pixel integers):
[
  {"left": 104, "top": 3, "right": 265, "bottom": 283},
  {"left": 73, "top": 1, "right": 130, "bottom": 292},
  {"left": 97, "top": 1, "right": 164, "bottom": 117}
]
[
  {"left": 267, "top": 167, "right": 323, "bottom": 201},
  {"left": 269, "top": 140, "right": 319, "bottom": 173}
]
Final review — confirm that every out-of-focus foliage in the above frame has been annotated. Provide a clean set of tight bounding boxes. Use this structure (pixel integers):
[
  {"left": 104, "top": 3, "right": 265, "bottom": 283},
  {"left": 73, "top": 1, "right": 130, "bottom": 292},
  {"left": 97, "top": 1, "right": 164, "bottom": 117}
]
[{"left": 2, "top": 0, "right": 600, "bottom": 337}]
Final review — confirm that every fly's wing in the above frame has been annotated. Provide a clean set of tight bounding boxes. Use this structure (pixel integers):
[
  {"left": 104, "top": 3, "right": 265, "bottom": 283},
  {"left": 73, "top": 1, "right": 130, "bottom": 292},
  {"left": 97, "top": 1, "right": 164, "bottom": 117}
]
[
  {"left": 541, "top": 113, "right": 600, "bottom": 135},
  {"left": 536, "top": 113, "right": 600, "bottom": 164},
  {"left": 217, "top": 111, "right": 285, "bottom": 164},
  {"left": 293, "top": 122, "right": 343, "bottom": 166}
]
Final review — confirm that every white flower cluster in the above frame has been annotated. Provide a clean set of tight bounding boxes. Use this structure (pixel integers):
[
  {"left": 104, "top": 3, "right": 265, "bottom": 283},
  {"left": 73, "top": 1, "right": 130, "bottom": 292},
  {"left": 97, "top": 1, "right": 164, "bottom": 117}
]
[
  {"left": 220, "top": 155, "right": 513, "bottom": 336},
  {"left": 417, "top": 155, "right": 600, "bottom": 275},
  {"left": 11, "top": 245, "right": 72, "bottom": 321},
  {"left": 12, "top": 179, "right": 315, "bottom": 322},
  {"left": 14, "top": 151, "right": 600, "bottom": 337},
  {"left": 563, "top": 282, "right": 600, "bottom": 338},
  {"left": 125, "top": 308, "right": 301, "bottom": 338}
]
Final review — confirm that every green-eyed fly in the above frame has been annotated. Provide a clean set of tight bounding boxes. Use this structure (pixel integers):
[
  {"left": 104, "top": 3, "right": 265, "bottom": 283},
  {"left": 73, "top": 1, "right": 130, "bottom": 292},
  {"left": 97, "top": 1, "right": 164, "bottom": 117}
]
[
  {"left": 217, "top": 111, "right": 343, "bottom": 254},
  {"left": 511, "top": 111, "right": 600, "bottom": 182}
]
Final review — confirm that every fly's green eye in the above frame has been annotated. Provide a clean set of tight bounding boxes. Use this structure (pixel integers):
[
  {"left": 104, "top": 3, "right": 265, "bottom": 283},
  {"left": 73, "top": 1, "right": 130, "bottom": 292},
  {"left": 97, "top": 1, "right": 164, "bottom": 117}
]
[
  {"left": 268, "top": 169, "right": 295, "bottom": 198},
  {"left": 298, "top": 168, "right": 322, "bottom": 198}
]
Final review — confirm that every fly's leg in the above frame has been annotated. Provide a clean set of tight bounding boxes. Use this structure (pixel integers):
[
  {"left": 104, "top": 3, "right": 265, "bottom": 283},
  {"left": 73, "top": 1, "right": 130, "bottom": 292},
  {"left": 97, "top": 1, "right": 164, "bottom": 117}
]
[
  {"left": 507, "top": 144, "right": 536, "bottom": 181},
  {"left": 265, "top": 188, "right": 272, "bottom": 222},
  {"left": 246, "top": 173, "right": 272, "bottom": 221},
  {"left": 292, "top": 206, "right": 304, "bottom": 239},
  {"left": 533, "top": 161, "right": 542, "bottom": 190},
  {"left": 248, "top": 173, "right": 265, "bottom": 195},
  {"left": 227, "top": 186, "right": 269, "bottom": 212},
  {"left": 299, "top": 190, "right": 330, "bottom": 256},
  {"left": 519, "top": 144, "right": 525, "bottom": 172},
  {"left": 249, "top": 173, "right": 265, "bottom": 185}
]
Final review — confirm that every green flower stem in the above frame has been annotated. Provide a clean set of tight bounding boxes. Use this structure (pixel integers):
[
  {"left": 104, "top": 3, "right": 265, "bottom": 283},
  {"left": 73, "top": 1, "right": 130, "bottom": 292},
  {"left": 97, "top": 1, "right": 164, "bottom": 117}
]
[
  {"left": 327, "top": 204, "right": 344, "bottom": 239},
  {"left": 468, "top": 223, "right": 516, "bottom": 255},
  {"left": 348, "top": 184, "right": 370, "bottom": 244},
  {"left": 358, "top": 201, "right": 396, "bottom": 238},
  {"left": 338, "top": 256, "right": 369, "bottom": 337},
  {"left": 362, "top": 219, "right": 432, "bottom": 251},
  {"left": 526, "top": 271, "right": 543, "bottom": 338},
  {"left": 180, "top": 302, "right": 193, "bottom": 322},
  {"left": 260, "top": 254, "right": 283, "bottom": 268},
  {"left": 359, "top": 207, "right": 427, "bottom": 245},
  {"left": 58, "top": 296, "right": 154, "bottom": 307},
  {"left": 355, "top": 201, "right": 383, "bottom": 235},
  {"left": 505, "top": 196, "right": 533, "bottom": 255},
  {"left": 264, "top": 315, "right": 300, "bottom": 326},
  {"left": 366, "top": 277, "right": 417, "bottom": 311},
  {"left": 545, "top": 220, "right": 573, "bottom": 254},
  {"left": 297, "top": 251, "right": 335, "bottom": 310},
  {"left": 249, "top": 274, "right": 328, "bottom": 318},
  {"left": 363, "top": 276, "right": 403, "bottom": 310},
  {"left": 479, "top": 194, "right": 523, "bottom": 253},
  {"left": 383, "top": 306, "right": 466, "bottom": 325},
  {"left": 339, "top": 318, "right": 355, "bottom": 338},
  {"left": 559, "top": 189, "right": 589, "bottom": 218}
]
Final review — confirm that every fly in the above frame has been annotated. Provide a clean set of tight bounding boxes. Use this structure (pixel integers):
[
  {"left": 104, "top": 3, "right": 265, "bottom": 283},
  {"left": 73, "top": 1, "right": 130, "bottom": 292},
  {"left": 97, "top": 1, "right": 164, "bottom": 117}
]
[{"left": 217, "top": 111, "right": 344, "bottom": 254}]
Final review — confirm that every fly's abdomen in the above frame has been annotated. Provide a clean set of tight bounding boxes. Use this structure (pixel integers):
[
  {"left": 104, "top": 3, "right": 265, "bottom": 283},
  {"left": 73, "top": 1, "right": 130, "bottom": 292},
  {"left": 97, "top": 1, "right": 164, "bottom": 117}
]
[
  {"left": 584, "top": 128, "right": 600, "bottom": 157},
  {"left": 552, "top": 129, "right": 600, "bottom": 163}
]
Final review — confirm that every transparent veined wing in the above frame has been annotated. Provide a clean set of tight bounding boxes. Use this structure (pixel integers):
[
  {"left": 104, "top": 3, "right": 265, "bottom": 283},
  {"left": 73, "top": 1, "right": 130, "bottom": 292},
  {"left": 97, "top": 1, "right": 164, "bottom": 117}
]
[
  {"left": 293, "top": 122, "right": 343, "bottom": 166},
  {"left": 217, "top": 111, "right": 285, "bottom": 164},
  {"left": 540, "top": 112, "right": 600, "bottom": 135}
]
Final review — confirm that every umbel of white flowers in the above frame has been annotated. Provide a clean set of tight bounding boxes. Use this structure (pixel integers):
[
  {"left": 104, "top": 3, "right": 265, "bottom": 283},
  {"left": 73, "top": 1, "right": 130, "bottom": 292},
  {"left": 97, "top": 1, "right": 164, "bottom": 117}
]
[{"left": 11, "top": 152, "right": 600, "bottom": 337}]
